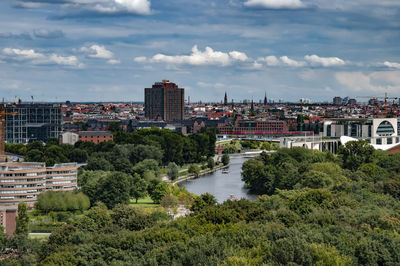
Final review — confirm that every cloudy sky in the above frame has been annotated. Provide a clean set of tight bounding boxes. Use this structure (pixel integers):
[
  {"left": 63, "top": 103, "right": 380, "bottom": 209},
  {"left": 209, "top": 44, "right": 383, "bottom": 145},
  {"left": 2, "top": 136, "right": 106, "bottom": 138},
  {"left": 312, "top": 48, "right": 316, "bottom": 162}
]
[{"left": 1, "top": 0, "right": 400, "bottom": 102}]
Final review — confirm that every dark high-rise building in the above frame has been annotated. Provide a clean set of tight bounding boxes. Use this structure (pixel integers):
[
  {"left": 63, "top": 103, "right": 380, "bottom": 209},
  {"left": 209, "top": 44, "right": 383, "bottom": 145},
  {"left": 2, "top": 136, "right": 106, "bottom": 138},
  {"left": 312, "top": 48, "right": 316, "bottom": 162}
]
[
  {"left": 333, "top": 97, "right": 342, "bottom": 105},
  {"left": 5, "top": 104, "right": 62, "bottom": 143},
  {"left": 145, "top": 80, "right": 184, "bottom": 122},
  {"left": 347, "top": 99, "right": 357, "bottom": 106}
]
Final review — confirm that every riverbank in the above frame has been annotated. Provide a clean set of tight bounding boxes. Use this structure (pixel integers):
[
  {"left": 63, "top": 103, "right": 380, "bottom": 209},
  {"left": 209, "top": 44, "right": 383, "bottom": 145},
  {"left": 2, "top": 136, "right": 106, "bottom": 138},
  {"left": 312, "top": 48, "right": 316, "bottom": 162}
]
[
  {"left": 178, "top": 156, "right": 258, "bottom": 202},
  {"left": 172, "top": 163, "right": 229, "bottom": 185}
]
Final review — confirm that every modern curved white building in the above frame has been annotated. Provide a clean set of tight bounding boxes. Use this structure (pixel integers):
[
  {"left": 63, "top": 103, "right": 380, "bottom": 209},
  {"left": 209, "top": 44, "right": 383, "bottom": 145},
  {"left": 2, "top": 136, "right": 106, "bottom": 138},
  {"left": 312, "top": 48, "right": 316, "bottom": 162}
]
[
  {"left": 324, "top": 118, "right": 400, "bottom": 150},
  {"left": 0, "top": 162, "right": 78, "bottom": 206}
]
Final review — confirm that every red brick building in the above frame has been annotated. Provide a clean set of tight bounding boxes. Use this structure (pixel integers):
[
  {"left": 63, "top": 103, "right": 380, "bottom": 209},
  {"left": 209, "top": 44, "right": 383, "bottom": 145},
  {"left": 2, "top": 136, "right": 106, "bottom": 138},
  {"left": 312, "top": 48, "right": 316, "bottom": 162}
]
[
  {"left": 0, "top": 206, "right": 17, "bottom": 237},
  {"left": 218, "top": 119, "right": 289, "bottom": 136},
  {"left": 78, "top": 131, "right": 114, "bottom": 144}
]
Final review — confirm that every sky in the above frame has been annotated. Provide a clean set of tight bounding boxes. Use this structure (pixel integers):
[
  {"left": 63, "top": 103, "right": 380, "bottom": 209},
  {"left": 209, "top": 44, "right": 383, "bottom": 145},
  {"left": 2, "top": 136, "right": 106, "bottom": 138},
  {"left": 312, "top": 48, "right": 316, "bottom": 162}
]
[{"left": 0, "top": 0, "right": 400, "bottom": 103}]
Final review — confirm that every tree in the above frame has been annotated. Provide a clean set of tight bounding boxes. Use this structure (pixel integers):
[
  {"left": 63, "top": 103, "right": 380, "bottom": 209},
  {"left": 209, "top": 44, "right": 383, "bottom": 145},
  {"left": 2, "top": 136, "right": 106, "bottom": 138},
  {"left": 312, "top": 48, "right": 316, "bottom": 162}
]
[
  {"left": 44, "top": 145, "right": 68, "bottom": 166},
  {"left": 150, "top": 182, "right": 169, "bottom": 204},
  {"left": 68, "top": 148, "right": 88, "bottom": 163},
  {"left": 97, "top": 172, "right": 131, "bottom": 209},
  {"left": 25, "top": 149, "right": 44, "bottom": 162},
  {"left": 167, "top": 162, "right": 179, "bottom": 180},
  {"left": 130, "top": 144, "right": 163, "bottom": 165},
  {"left": 113, "top": 157, "right": 133, "bottom": 173},
  {"left": 338, "top": 140, "right": 375, "bottom": 171},
  {"left": 108, "top": 121, "right": 121, "bottom": 133},
  {"left": 132, "top": 159, "right": 160, "bottom": 177},
  {"left": 86, "top": 156, "right": 114, "bottom": 171},
  {"left": 35, "top": 191, "right": 90, "bottom": 213},
  {"left": 241, "top": 159, "right": 277, "bottom": 194},
  {"left": 190, "top": 193, "right": 217, "bottom": 213},
  {"left": 359, "top": 163, "right": 388, "bottom": 182},
  {"left": 74, "top": 203, "right": 112, "bottom": 231},
  {"left": 188, "top": 164, "right": 200, "bottom": 178},
  {"left": 130, "top": 174, "right": 148, "bottom": 203},
  {"left": 221, "top": 154, "right": 230, "bottom": 166},
  {"left": 207, "top": 157, "right": 215, "bottom": 169},
  {"left": 15, "top": 202, "right": 29, "bottom": 238},
  {"left": 26, "top": 141, "right": 44, "bottom": 152},
  {"left": 300, "top": 170, "right": 333, "bottom": 189}
]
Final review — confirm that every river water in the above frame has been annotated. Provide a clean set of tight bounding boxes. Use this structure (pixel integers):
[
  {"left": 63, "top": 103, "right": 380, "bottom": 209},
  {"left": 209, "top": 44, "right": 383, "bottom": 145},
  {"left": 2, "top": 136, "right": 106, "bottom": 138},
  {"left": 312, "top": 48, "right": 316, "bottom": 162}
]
[{"left": 178, "top": 156, "right": 258, "bottom": 203}]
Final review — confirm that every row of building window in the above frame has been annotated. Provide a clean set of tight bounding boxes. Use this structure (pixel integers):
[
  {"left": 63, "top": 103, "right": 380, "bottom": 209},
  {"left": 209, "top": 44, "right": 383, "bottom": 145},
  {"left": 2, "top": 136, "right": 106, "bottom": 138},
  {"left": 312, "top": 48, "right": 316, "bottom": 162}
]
[{"left": 0, "top": 178, "right": 46, "bottom": 183}]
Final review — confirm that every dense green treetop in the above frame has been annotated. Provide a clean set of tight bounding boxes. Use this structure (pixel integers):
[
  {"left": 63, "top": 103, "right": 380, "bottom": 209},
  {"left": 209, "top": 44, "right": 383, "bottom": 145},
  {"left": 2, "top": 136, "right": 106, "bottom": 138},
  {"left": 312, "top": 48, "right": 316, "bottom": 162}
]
[{"left": 4, "top": 141, "right": 400, "bottom": 265}]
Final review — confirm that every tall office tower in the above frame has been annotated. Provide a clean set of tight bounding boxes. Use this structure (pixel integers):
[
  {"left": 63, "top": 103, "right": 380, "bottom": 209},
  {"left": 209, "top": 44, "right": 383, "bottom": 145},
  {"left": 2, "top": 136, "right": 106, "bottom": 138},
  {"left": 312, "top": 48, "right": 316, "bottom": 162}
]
[
  {"left": 5, "top": 103, "right": 62, "bottom": 144},
  {"left": 145, "top": 80, "right": 184, "bottom": 122}
]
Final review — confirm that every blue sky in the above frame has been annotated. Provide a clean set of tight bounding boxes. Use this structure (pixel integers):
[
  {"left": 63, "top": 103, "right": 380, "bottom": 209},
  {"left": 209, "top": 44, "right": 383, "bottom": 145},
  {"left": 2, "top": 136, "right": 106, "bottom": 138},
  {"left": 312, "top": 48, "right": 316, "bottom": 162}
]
[{"left": 1, "top": 0, "right": 400, "bottom": 102}]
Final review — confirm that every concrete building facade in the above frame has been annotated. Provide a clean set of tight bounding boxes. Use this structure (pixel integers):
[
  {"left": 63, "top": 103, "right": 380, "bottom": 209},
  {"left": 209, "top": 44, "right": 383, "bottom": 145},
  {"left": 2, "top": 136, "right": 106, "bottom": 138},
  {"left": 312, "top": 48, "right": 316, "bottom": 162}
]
[
  {"left": 0, "top": 162, "right": 78, "bottom": 206},
  {"left": 60, "top": 131, "right": 79, "bottom": 145},
  {"left": 145, "top": 80, "right": 184, "bottom": 122}
]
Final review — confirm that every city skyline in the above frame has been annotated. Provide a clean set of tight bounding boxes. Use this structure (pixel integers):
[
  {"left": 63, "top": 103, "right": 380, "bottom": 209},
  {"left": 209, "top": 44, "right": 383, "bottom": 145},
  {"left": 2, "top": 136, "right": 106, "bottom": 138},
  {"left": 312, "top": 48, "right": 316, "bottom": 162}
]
[{"left": 1, "top": 0, "right": 400, "bottom": 102}]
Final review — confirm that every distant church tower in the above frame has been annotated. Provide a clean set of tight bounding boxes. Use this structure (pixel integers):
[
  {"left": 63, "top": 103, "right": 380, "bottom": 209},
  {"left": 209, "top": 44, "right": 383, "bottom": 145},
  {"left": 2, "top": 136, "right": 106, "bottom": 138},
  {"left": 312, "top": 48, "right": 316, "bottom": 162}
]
[
  {"left": 264, "top": 92, "right": 268, "bottom": 106},
  {"left": 224, "top": 92, "right": 228, "bottom": 105}
]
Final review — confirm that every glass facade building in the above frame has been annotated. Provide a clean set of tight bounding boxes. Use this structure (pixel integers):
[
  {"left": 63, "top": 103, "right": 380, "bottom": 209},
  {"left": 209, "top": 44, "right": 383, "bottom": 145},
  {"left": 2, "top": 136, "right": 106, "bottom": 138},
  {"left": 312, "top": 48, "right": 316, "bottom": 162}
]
[{"left": 5, "top": 104, "right": 62, "bottom": 143}]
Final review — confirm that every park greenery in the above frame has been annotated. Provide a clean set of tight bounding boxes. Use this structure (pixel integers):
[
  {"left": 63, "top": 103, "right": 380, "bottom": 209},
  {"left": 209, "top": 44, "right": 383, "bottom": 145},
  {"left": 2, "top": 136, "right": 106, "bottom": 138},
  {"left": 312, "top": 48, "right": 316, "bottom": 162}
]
[
  {"left": 5, "top": 127, "right": 217, "bottom": 205},
  {"left": 222, "top": 140, "right": 279, "bottom": 154},
  {"left": 1, "top": 135, "right": 400, "bottom": 265},
  {"left": 6, "top": 127, "right": 217, "bottom": 167}
]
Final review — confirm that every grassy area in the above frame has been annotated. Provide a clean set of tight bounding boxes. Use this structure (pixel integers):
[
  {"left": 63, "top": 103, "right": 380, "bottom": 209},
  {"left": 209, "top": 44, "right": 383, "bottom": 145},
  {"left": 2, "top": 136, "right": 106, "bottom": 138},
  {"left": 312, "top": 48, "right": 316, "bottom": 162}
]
[
  {"left": 179, "top": 170, "right": 189, "bottom": 176},
  {"left": 29, "top": 234, "right": 50, "bottom": 241},
  {"left": 129, "top": 196, "right": 158, "bottom": 208}
]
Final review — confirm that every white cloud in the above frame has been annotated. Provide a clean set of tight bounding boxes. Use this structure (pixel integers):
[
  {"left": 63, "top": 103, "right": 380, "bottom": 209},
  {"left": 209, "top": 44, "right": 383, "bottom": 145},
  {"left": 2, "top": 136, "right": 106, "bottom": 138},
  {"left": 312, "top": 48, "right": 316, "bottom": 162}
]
[
  {"left": 18, "top": 0, "right": 151, "bottom": 15},
  {"left": 383, "top": 61, "right": 400, "bottom": 69},
  {"left": 259, "top": 55, "right": 305, "bottom": 67},
  {"left": 107, "top": 59, "right": 120, "bottom": 64},
  {"left": 280, "top": 56, "right": 306, "bottom": 67},
  {"left": 14, "top": 1, "right": 42, "bottom": 8},
  {"left": 113, "top": 0, "right": 151, "bottom": 14},
  {"left": 244, "top": 0, "right": 306, "bottom": 9},
  {"left": 229, "top": 51, "right": 249, "bottom": 61},
  {"left": 251, "top": 61, "right": 263, "bottom": 69},
  {"left": 259, "top": 54, "right": 346, "bottom": 68},
  {"left": 33, "top": 29, "right": 64, "bottom": 39},
  {"left": 264, "top": 55, "right": 280, "bottom": 66},
  {"left": 2, "top": 48, "right": 82, "bottom": 67},
  {"left": 133, "top": 56, "right": 147, "bottom": 63},
  {"left": 81, "top": 44, "right": 120, "bottom": 64},
  {"left": 136, "top": 45, "right": 249, "bottom": 67},
  {"left": 81, "top": 44, "right": 114, "bottom": 59},
  {"left": 3, "top": 48, "right": 43, "bottom": 60},
  {"left": 305, "top": 55, "right": 346, "bottom": 67},
  {"left": 335, "top": 71, "right": 400, "bottom": 93}
]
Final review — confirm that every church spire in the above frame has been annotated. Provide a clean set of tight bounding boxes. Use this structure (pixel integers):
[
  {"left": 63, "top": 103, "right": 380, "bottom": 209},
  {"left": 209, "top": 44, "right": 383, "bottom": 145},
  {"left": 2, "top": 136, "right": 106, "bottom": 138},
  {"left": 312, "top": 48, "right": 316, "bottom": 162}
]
[
  {"left": 264, "top": 91, "right": 268, "bottom": 106},
  {"left": 224, "top": 91, "right": 228, "bottom": 105}
]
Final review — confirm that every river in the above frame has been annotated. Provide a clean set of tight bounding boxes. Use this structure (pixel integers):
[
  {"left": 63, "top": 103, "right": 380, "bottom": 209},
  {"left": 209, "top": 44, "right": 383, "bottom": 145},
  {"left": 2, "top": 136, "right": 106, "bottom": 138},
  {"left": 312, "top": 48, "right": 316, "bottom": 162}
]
[{"left": 178, "top": 156, "right": 258, "bottom": 203}]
